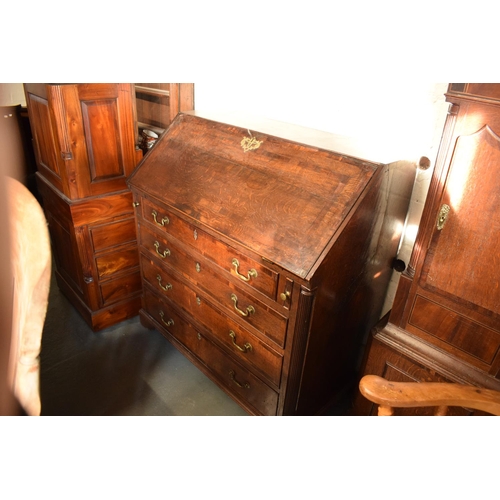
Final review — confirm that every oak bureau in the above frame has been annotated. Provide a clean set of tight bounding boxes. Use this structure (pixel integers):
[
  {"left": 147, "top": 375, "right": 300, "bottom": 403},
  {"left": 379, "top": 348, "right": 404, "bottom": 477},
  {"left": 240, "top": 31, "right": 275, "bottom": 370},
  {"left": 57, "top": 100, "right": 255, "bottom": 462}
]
[{"left": 128, "top": 111, "right": 415, "bottom": 415}]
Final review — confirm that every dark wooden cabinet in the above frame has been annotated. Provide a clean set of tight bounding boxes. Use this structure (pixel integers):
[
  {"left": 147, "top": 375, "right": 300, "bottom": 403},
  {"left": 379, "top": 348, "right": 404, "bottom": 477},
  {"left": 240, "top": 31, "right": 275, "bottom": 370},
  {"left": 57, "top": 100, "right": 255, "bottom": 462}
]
[
  {"left": 24, "top": 83, "right": 143, "bottom": 330},
  {"left": 128, "top": 111, "right": 416, "bottom": 415},
  {"left": 353, "top": 84, "right": 500, "bottom": 416}
]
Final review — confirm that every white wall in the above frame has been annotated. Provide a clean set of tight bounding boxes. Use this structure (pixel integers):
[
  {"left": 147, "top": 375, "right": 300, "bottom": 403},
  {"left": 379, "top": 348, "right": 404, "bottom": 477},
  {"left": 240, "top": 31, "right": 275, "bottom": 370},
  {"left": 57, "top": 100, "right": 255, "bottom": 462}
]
[
  {"left": 0, "top": 84, "right": 26, "bottom": 107},
  {"left": 194, "top": 81, "right": 449, "bottom": 163}
]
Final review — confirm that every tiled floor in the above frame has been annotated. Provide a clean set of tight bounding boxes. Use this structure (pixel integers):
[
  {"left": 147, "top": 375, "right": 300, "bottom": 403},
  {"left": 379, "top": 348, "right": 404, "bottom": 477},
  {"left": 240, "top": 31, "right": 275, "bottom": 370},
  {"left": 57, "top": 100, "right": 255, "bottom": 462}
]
[{"left": 40, "top": 272, "right": 352, "bottom": 416}]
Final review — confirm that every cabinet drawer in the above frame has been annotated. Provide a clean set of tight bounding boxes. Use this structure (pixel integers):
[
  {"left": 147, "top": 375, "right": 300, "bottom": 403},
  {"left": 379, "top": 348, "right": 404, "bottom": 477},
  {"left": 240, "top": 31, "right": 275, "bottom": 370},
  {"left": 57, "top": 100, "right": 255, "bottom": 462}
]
[
  {"left": 90, "top": 218, "right": 137, "bottom": 253},
  {"left": 144, "top": 289, "right": 279, "bottom": 415},
  {"left": 141, "top": 255, "right": 288, "bottom": 347},
  {"left": 144, "top": 282, "right": 282, "bottom": 387},
  {"left": 140, "top": 197, "right": 279, "bottom": 300},
  {"left": 96, "top": 246, "right": 139, "bottom": 279},
  {"left": 100, "top": 270, "right": 142, "bottom": 305},
  {"left": 408, "top": 295, "right": 500, "bottom": 367}
]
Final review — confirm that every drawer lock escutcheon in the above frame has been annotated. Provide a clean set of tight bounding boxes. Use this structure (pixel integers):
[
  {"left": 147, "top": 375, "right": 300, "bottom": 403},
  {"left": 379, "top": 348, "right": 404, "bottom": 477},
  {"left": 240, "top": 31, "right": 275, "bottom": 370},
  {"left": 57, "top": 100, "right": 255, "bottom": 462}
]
[
  {"left": 229, "top": 330, "right": 253, "bottom": 353},
  {"left": 152, "top": 210, "right": 169, "bottom": 227},
  {"left": 230, "top": 293, "right": 255, "bottom": 317},
  {"left": 229, "top": 370, "right": 250, "bottom": 389},
  {"left": 159, "top": 311, "right": 174, "bottom": 328},
  {"left": 154, "top": 241, "right": 171, "bottom": 258},
  {"left": 231, "top": 258, "right": 258, "bottom": 282},
  {"left": 156, "top": 274, "right": 172, "bottom": 291},
  {"left": 436, "top": 204, "right": 450, "bottom": 231}
]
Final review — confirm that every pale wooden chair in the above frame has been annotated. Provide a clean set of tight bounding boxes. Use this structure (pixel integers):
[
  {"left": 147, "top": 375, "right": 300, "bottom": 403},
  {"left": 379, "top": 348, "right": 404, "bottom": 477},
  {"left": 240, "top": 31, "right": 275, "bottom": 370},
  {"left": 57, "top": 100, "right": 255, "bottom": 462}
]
[
  {"left": 359, "top": 374, "right": 500, "bottom": 416},
  {"left": 6, "top": 177, "right": 51, "bottom": 416}
]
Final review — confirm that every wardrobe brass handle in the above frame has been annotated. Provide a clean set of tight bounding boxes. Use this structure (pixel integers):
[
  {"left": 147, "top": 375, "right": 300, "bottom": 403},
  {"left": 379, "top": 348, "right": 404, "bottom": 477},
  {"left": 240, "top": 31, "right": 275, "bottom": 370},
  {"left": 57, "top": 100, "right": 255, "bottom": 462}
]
[
  {"left": 159, "top": 311, "right": 174, "bottom": 327},
  {"left": 152, "top": 210, "right": 169, "bottom": 226},
  {"left": 156, "top": 275, "right": 172, "bottom": 291},
  {"left": 231, "top": 258, "right": 257, "bottom": 282},
  {"left": 230, "top": 293, "right": 255, "bottom": 317},
  {"left": 154, "top": 241, "right": 171, "bottom": 258},
  {"left": 229, "top": 330, "right": 252, "bottom": 353},
  {"left": 229, "top": 370, "right": 250, "bottom": 389}
]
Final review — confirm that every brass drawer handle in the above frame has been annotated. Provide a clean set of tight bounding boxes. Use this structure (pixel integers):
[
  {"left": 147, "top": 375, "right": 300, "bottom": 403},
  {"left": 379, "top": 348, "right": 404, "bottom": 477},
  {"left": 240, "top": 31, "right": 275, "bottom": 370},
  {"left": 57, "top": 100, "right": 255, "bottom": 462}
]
[
  {"left": 154, "top": 241, "right": 171, "bottom": 258},
  {"left": 232, "top": 258, "right": 257, "bottom": 282},
  {"left": 229, "top": 370, "right": 250, "bottom": 389},
  {"left": 229, "top": 330, "right": 252, "bottom": 353},
  {"left": 230, "top": 293, "right": 255, "bottom": 317},
  {"left": 152, "top": 209, "right": 169, "bottom": 226},
  {"left": 156, "top": 274, "right": 172, "bottom": 291},
  {"left": 159, "top": 311, "right": 174, "bottom": 327}
]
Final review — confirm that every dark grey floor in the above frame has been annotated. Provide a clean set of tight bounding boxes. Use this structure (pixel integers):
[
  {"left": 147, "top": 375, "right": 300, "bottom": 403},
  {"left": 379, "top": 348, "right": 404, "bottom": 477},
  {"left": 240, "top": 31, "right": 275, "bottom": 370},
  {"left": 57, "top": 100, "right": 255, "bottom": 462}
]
[
  {"left": 40, "top": 272, "right": 249, "bottom": 416},
  {"left": 40, "top": 271, "right": 352, "bottom": 416}
]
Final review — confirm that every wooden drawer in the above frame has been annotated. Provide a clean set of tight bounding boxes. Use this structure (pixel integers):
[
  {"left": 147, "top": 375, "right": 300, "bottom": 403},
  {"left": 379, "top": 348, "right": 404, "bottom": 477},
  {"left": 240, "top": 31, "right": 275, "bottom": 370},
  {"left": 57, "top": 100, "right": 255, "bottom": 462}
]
[
  {"left": 141, "top": 255, "right": 288, "bottom": 347},
  {"left": 407, "top": 295, "right": 500, "bottom": 370},
  {"left": 144, "top": 283, "right": 282, "bottom": 387},
  {"left": 139, "top": 196, "right": 279, "bottom": 300},
  {"left": 90, "top": 217, "right": 137, "bottom": 253},
  {"left": 100, "top": 270, "right": 142, "bottom": 305},
  {"left": 143, "top": 289, "right": 278, "bottom": 415},
  {"left": 96, "top": 246, "right": 139, "bottom": 279}
]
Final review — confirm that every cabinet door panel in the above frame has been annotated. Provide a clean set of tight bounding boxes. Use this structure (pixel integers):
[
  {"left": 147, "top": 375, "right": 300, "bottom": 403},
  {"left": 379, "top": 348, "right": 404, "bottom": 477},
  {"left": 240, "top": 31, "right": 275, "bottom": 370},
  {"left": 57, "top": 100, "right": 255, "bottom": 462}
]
[
  {"left": 58, "top": 83, "right": 138, "bottom": 199},
  {"left": 421, "top": 125, "right": 500, "bottom": 316},
  {"left": 25, "top": 92, "right": 64, "bottom": 192}
]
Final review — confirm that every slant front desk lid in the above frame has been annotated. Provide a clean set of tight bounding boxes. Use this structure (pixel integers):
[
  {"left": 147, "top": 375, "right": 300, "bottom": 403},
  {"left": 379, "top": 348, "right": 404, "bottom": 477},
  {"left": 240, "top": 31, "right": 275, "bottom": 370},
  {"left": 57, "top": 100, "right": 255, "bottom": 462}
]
[{"left": 128, "top": 112, "right": 383, "bottom": 280}]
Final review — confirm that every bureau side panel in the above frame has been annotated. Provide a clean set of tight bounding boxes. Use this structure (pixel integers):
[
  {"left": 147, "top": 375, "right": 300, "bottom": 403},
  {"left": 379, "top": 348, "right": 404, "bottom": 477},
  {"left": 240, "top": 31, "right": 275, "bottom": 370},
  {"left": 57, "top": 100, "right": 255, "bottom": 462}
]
[{"left": 294, "top": 162, "right": 413, "bottom": 415}]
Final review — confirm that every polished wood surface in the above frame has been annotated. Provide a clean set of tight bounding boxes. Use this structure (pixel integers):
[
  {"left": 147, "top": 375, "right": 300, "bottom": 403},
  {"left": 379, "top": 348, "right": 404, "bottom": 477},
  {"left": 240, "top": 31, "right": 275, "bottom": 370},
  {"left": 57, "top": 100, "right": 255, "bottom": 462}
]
[
  {"left": 353, "top": 84, "right": 500, "bottom": 415},
  {"left": 129, "top": 112, "right": 416, "bottom": 415},
  {"left": 359, "top": 375, "right": 500, "bottom": 416},
  {"left": 24, "top": 84, "right": 142, "bottom": 331}
]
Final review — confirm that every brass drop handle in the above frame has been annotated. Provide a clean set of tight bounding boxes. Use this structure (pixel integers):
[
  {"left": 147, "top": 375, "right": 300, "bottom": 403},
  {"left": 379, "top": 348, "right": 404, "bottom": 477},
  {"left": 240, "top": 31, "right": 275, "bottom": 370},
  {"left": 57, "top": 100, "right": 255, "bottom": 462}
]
[
  {"left": 156, "top": 274, "right": 172, "bottom": 291},
  {"left": 159, "top": 311, "right": 174, "bottom": 327},
  {"left": 152, "top": 209, "right": 169, "bottom": 226},
  {"left": 154, "top": 241, "right": 171, "bottom": 258},
  {"left": 436, "top": 204, "right": 450, "bottom": 230},
  {"left": 229, "top": 370, "right": 250, "bottom": 389},
  {"left": 232, "top": 258, "right": 258, "bottom": 282},
  {"left": 230, "top": 293, "right": 255, "bottom": 317},
  {"left": 229, "top": 330, "right": 252, "bottom": 353}
]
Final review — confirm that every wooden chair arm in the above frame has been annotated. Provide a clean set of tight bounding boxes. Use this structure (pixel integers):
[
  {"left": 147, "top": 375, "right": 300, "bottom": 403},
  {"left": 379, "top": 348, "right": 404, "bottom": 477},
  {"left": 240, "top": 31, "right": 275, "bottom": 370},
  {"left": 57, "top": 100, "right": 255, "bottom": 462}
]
[{"left": 359, "top": 375, "right": 500, "bottom": 415}]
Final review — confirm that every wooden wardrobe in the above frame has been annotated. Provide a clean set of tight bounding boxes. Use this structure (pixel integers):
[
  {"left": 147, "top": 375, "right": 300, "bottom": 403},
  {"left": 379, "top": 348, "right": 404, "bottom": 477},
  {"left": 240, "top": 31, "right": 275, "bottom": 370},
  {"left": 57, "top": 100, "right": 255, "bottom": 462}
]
[
  {"left": 353, "top": 84, "right": 500, "bottom": 416},
  {"left": 24, "top": 83, "right": 194, "bottom": 331}
]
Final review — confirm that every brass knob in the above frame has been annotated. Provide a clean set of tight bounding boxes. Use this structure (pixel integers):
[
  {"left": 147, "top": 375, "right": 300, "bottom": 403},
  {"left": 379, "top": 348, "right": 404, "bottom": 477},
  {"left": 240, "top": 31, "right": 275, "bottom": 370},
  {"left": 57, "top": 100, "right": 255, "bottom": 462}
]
[{"left": 280, "top": 290, "right": 291, "bottom": 301}]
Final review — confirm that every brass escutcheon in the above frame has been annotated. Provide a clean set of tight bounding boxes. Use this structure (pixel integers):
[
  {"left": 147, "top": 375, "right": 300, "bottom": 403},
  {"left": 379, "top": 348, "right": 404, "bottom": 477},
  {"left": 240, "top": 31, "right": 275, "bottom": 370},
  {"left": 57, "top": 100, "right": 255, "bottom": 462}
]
[
  {"left": 436, "top": 204, "right": 451, "bottom": 230},
  {"left": 241, "top": 135, "right": 263, "bottom": 153}
]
